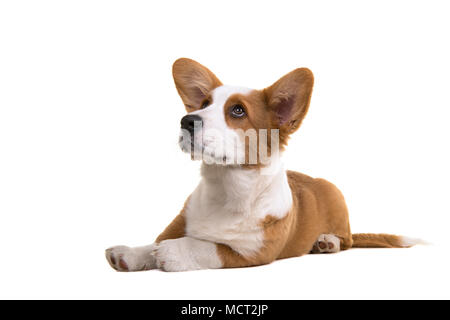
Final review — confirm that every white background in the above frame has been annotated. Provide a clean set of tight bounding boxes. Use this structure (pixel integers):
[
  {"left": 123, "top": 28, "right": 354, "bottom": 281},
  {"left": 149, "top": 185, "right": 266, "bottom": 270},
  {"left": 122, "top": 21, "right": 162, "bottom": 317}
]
[{"left": 1, "top": 0, "right": 449, "bottom": 299}]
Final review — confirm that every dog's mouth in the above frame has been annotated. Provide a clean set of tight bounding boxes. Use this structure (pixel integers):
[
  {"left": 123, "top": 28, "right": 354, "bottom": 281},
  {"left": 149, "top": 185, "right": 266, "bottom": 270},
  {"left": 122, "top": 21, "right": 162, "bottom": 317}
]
[
  {"left": 178, "top": 135, "right": 201, "bottom": 151},
  {"left": 178, "top": 135, "right": 231, "bottom": 164},
  {"left": 178, "top": 135, "right": 204, "bottom": 159}
]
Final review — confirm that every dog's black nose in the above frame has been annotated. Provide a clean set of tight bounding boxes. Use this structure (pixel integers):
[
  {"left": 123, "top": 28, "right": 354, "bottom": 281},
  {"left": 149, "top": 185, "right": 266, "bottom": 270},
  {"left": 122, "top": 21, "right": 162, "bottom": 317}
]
[{"left": 180, "top": 114, "right": 203, "bottom": 134}]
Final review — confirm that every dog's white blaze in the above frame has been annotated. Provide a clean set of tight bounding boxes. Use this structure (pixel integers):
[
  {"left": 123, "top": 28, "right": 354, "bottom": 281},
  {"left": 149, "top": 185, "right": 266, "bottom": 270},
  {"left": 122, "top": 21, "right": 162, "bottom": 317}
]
[{"left": 185, "top": 157, "right": 293, "bottom": 257}]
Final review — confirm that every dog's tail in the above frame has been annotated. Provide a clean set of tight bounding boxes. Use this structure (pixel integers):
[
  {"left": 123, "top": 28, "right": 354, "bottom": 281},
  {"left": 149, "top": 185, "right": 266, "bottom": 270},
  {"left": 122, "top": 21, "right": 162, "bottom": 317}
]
[{"left": 351, "top": 233, "right": 425, "bottom": 248}]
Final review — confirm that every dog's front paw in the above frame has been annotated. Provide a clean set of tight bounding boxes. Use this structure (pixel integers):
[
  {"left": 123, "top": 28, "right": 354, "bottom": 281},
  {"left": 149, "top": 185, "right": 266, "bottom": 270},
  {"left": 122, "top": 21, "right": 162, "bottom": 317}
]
[
  {"left": 105, "top": 245, "right": 155, "bottom": 272},
  {"left": 154, "top": 237, "right": 222, "bottom": 272},
  {"left": 154, "top": 239, "right": 192, "bottom": 272}
]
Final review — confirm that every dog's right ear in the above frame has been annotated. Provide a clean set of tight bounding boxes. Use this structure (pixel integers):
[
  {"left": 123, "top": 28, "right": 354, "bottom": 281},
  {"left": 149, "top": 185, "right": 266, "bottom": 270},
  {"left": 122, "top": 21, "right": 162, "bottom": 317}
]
[{"left": 172, "top": 58, "right": 222, "bottom": 112}]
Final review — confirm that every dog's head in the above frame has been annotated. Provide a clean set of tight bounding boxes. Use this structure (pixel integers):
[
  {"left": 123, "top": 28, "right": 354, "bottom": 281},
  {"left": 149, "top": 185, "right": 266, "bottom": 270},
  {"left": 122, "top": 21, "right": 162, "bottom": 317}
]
[{"left": 173, "top": 58, "right": 314, "bottom": 167}]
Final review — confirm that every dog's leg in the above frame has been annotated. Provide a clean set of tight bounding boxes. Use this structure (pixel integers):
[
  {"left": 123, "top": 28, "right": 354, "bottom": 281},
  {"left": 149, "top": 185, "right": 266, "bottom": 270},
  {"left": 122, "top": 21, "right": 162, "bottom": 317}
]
[
  {"left": 105, "top": 244, "right": 157, "bottom": 272},
  {"left": 106, "top": 209, "right": 187, "bottom": 272},
  {"left": 155, "top": 236, "right": 285, "bottom": 272},
  {"left": 154, "top": 237, "right": 223, "bottom": 272},
  {"left": 105, "top": 213, "right": 186, "bottom": 272},
  {"left": 310, "top": 234, "right": 341, "bottom": 253}
]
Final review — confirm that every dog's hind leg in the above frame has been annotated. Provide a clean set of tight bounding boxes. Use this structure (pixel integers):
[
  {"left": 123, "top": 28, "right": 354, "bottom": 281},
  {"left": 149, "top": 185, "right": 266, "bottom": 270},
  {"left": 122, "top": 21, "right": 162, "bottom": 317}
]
[{"left": 310, "top": 234, "right": 341, "bottom": 253}]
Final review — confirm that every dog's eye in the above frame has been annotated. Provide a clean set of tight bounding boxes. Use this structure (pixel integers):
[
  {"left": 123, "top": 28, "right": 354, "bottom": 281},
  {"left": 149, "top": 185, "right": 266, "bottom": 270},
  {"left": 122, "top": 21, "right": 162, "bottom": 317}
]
[
  {"left": 230, "top": 104, "right": 246, "bottom": 118},
  {"left": 201, "top": 100, "right": 210, "bottom": 109}
]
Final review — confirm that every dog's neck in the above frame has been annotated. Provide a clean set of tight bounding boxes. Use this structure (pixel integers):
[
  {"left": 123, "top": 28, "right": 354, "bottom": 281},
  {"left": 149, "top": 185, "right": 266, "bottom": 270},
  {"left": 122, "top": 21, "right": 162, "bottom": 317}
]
[{"left": 199, "top": 157, "right": 293, "bottom": 218}]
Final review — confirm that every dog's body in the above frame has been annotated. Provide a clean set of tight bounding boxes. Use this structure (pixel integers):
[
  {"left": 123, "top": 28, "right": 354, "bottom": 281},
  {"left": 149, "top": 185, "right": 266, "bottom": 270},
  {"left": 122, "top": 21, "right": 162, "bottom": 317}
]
[{"left": 106, "top": 59, "right": 420, "bottom": 272}]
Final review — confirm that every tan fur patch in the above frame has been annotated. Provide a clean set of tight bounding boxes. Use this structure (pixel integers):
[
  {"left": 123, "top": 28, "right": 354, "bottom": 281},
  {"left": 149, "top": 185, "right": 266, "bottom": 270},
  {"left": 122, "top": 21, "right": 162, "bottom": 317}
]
[
  {"left": 351, "top": 233, "right": 406, "bottom": 248},
  {"left": 223, "top": 91, "right": 276, "bottom": 168}
]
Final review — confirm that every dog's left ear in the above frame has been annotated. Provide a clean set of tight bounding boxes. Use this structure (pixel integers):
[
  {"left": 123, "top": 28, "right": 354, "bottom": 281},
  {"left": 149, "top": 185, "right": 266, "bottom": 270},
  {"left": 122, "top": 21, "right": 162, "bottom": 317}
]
[
  {"left": 264, "top": 68, "right": 314, "bottom": 134},
  {"left": 172, "top": 58, "right": 222, "bottom": 112}
]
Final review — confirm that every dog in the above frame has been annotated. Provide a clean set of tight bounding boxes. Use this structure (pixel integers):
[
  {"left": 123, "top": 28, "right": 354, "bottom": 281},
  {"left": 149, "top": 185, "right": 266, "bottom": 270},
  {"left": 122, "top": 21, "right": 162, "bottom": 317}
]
[{"left": 105, "top": 58, "right": 421, "bottom": 272}]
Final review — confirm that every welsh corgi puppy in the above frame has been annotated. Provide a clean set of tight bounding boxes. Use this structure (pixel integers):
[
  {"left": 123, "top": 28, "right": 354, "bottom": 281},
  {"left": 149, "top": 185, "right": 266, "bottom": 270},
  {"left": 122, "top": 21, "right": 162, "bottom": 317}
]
[{"left": 105, "top": 58, "right": 421, "bottom": 272}]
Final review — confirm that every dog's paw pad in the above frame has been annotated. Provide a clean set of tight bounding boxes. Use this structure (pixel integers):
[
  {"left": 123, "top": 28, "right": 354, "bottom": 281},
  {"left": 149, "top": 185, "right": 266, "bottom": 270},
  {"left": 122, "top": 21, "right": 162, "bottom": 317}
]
[
  {"left": 318, "top": 241, "right": 327, "bottom": 250},
  {"left": 105, "top": 246, "right": 135, "bottom": 272},
  {"left": 118, "top": 257, "right": 129, "bottom": 271},
  {"left": 311, "top": 234, "right": 340, "bottom": 254}
]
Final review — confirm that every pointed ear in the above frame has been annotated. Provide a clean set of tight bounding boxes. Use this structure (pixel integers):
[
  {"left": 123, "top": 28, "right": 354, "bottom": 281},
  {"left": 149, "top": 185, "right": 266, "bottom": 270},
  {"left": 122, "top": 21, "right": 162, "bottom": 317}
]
[
  {"left": 172, "top": 58, "right": 222, "bottom": 112},
  {"left": 264, "top": 68, "right": 314, "bottom": 134}
]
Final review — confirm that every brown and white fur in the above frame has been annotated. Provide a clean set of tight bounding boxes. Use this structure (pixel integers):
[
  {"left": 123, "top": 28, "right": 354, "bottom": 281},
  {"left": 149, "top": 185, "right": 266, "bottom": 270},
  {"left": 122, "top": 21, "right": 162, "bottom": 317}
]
[{"left": 105, "top": 58, "right": 422, "bottom": 272}]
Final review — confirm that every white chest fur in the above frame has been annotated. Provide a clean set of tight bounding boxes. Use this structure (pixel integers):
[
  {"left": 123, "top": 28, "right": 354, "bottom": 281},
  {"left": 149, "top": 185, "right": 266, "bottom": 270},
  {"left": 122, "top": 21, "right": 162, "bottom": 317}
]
[{"left": 184, "top": 160, "right": 293, "bottom": 256}]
